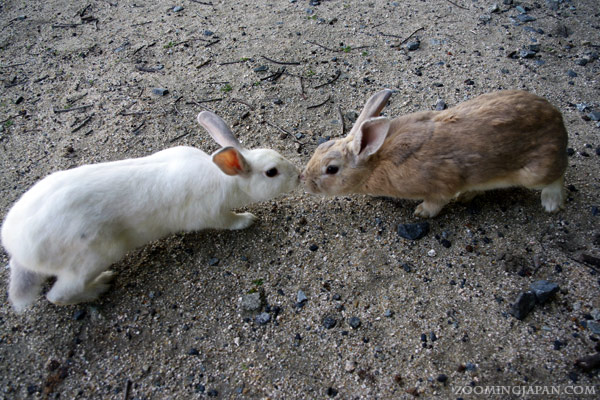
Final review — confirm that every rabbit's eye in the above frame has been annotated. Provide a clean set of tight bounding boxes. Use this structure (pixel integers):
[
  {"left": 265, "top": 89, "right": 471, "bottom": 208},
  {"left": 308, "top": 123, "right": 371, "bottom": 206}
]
[
  {"left": 326, "top": 165, "right": 339, "bottom": 175},
  {"left": 265, "top": 168, "right": 278, "bottom": 178}
]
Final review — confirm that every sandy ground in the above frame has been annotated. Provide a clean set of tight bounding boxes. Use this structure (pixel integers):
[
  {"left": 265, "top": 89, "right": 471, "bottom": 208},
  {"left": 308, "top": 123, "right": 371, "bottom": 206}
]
[{"left": 0, "top": 0, "right": 599, "bottom": 398}]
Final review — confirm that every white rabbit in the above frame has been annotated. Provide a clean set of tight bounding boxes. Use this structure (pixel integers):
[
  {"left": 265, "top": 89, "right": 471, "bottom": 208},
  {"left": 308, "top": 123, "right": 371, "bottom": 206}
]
[{"left": 1, "top": 111, "right": 299, "bottom": 311}]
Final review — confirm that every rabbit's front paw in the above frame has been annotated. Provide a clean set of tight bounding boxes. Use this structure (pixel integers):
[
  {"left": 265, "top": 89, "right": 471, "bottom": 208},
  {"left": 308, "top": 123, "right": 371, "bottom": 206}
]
[
  {"left": 229, "top": 212, "right": 257, "bottom": 230},
  {"left": 414, "top": 200, "right": 446, "bottom": 218}
]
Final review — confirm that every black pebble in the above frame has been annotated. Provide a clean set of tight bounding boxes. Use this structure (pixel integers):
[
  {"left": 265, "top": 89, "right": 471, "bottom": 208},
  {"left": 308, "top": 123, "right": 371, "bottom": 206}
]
[
  {"left": 309, "top": 244, "right": 319, "bottom": 252},
  {"left": 188, "top": 348, "right": 199, "bottom": 356},
  {"left": 208, "top": 257, "right": 219, "bottom": 266},
  {"left": 530, "top": 280, "right": 559, "bottom": 304},
  {"left": 511, "top": 291, "right": 536, "bottom": 320},
  {"left": 323, "top": 316, "right": 337, "bottom": 329},
  {"left": 207, "top": 389, "right": 219, "bottom": 397},
  {"left": 397, "top": 222, "right": 430, "bottom": 240},
  {"left": 327, "top": 387, "right": 338, "bottom": 397},
  {"left": 437, "top": 374, "right": 448, "bottom": 383},
  {"left": 73, "top": 309, "right": 86, "bottom": 321},
  {"left": 348, "top": 317, "right": 361, "bottom": 329},
  {"left": 441, "top": 239, "right": 452, "bottom": 248}
]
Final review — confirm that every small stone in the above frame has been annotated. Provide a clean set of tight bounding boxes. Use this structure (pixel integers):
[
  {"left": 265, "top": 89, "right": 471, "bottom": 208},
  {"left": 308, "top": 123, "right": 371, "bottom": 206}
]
[
  {"left": 488, "top": 3, "right": 500, "bottom": 13},
  {"left": 73, "top": 309, "right": 86, "bottom": 321},
  {"left": 203, "top": 30, "right": 214, "bottom": 36},
  {"left": 576, "top": 103, "right": 590, "bottom": 112},
  {"left": 344, "top": 360, "right": 357, "bottom": 372},
  {"left": 188, "top": 348, "right": 199, "bottom": 356},
  {"left": 172, "top": 6, "right": 184, "bottom": 12},
  {"left": 253, "top": 65, "right": 268, "bottom": 72},
  {"left": 427, "top": 249, "right": 436, "bottom": 257},
  {"left": 516, "top": 14, "right": 536, "bottom": 23},
  {"left": 345, "top": 111, "right": 358, "bottom": 123},
  {"left": 406, "top": 40, "right": 420, "bottom": 51},
  {"left": 401, "top": 263, "right": 412, "bottom": 272},
  {"left": 588, "top": 321, "right": 600, "bottom": 335},
  {"left": 511, "top": 291, "right": 536, "bottom": 320},
  {"left": 297, "top": 290, "right": 308, "bottom": 305},
  {"left": 519, "top": 49, "right": 537, "bottom": 59},
  {"left": 437, "top": 374, "right": 448, "bottom": 383},
  {"left": 323, "top": 316, "right": 337, "bottom": 329},
  {"left": 152, "top": 87, "right": 169, "bottom": 96},
  {"left": 515, "top": 5, "right": 527, "bottom": 13},
  {"left": 435, "top": 99, "right": 447, "bottom": 111},
  {"left": 208, "top": 257, "right": 219, "bottom": 266},
  {"left": 241, "top": 292, "right": 263, "bottom": 312},
  {"left": 479, "top": 14, "right": 492, "bottom": 23},
  {"left": 397, "top": 222, "right": 430, "bottom": 240},
  {"left": 255, "top": 312, "right": 271, "bottom": 325},
  {"left": 207, "top": 389, "right": 218, "bottom": 397},
  {"left": 348, "top": 317, "right": 361, "bottom": 329},
  {"left": 566, "top": 70, "right": 578, "bottom": 78},
  {"left": 588, "top": 111, "right": 600, "bottom": 121},
  {"left": 309, "top": 244, "right": 319, "bottom": 252},
  {"left": 575, "top": 58, "right": 588, "bottom": 66},
  {"left": 530, "top": 280, "right": 559, "bottom": 304},
  {"left": 326, "top": 387, "right": 338, "bottom": 397},
  {"left": 441, "top": 239, "right": 451, "bottom": 248},
  {"left": 384, "top": 309, "right": 394, "bottom": 318}
]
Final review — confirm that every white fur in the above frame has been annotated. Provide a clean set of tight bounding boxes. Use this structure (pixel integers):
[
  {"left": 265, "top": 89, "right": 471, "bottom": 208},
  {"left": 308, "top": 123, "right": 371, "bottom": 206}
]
[{"left": 2, "top": 113, "right": 299, "bottom": 311}]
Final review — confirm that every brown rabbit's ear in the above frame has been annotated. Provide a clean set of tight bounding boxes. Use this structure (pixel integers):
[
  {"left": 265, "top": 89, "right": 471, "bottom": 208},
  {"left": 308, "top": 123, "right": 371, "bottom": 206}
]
[
  {"left": 348, "top": 89, "right": 393, "bottom": 137},
  {"left": 212, "top": 147, "right": 251, "bottom": 176},
  {"left": 197, "top": 111, "right": 243, "bottom": 149},
  {"left": 352, "top": 117, "right": 390, "bottom": 161}
]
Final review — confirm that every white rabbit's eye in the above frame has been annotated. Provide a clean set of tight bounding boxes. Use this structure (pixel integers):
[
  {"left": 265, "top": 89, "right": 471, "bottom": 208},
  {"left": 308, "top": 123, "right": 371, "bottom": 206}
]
[
  {"left": 265, "top": 168, "right": 278, "bottom": 177},
  {"left": 326, "top": 165, "right": 339, "bottom": 175}
]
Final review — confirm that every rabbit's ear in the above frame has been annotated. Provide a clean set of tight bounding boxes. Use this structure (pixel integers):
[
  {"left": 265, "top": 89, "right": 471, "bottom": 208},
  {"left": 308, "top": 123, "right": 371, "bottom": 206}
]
[
  {"left": 197, "top": 111, "right": 243, "bottom": 149},
  {"left": 348, "top": 89, "right": 393, "bottom": 137},
  {"left": 212, "top": 147, "right": 251, "bottom": 176},
  {"left": 352, "top": 117, "right": 390, "bottom": 161}
]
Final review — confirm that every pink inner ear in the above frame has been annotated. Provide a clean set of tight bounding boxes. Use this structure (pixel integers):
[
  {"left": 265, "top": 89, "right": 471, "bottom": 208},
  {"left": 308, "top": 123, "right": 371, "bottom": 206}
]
[{"left": 213, "top": 148, "right": 244, "bottom": 176}]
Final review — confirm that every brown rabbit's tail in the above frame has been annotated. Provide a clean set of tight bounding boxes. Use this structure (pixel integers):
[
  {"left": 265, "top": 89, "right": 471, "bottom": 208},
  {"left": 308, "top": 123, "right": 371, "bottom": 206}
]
[{"left": 8, "top": 259, "right": 45, "bottom": 312}]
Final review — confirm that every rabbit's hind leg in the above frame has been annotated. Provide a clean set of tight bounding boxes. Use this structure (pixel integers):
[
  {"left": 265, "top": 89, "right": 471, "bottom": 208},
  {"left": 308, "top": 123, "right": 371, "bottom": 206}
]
[
  {"left": 46, "top": 266, "right": 115, "bottom": 306},
  {"left": 8, "top": 259, "right": 46, "bottom": 312},
  {"left": 540, "top": 177, "right": 565, "bottom": 213}
]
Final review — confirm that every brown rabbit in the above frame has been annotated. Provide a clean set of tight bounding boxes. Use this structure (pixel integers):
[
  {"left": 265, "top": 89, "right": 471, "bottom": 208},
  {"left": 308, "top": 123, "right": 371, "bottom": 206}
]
[{"left": 301, "top": 89, "right": 568, "bottom": 217}]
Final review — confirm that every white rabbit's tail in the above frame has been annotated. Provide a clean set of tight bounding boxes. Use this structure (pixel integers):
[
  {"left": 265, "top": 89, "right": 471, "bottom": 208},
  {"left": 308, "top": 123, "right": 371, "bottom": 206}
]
[{"left": 8, "top": 259, "right": 45, "bottom": 312}]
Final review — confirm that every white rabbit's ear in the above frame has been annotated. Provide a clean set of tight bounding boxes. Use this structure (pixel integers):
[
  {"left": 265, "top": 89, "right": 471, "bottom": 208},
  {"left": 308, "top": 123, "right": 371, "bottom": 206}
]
[
  {"left": 348, "top": 89, "right": 393, "bottom": 138},
  {"left": 352, "top": 117, "right": 390, "bottom": 161},
  {"left": 212, "top": 147, "right": 251, "bottom": 176},
  {"left": 197, "top": 111, "right": 243, "bottom": 149}
]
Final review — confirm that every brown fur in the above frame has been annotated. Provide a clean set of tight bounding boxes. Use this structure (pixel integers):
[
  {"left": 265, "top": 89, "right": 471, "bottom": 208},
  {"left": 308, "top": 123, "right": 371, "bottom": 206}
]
[{"left": 301, "top": 90, "right": 568, "bottom": 217}]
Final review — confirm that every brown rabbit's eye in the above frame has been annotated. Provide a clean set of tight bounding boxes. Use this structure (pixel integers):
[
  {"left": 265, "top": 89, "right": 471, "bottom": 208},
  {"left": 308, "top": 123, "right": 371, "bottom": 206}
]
[
  {"left": 265, "top": 168, "right": 278, "bottom": 178},
  {"left": 326, "top": 165, "right": 339, "bottom": 175}
]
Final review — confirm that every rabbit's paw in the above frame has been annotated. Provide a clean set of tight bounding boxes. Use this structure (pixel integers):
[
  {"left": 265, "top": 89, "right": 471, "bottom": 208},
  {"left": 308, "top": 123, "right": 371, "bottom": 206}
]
[
  {"left": 541, "top": 179, "right": 564, "bottom": 213},
  {"left": 229, "top": 212, "right": 257, "bottom": 230},
  {"left": 414, "top": 200, "right": 445, "bottom": 218}
]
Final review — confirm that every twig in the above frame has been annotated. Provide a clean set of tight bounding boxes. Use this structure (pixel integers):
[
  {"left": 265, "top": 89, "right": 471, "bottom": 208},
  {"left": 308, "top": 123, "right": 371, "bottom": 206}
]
[
  {"left": 185, "top": 98, "right": 222, "bottom": 105},
  {"left": 264, "top": 120, "right": 292, "bottom": 136},
  {"left": 52, "top": 23, "right": 81, "bottom": 28},
  {"left": 307, "top": 95, "right": 331, "bottom": 110},
  {"left": 231, "top": 98, "right": 255, "bottom": 110},
  {"left": 34, "top": 75, "right": 49, "bottom": 83},
  {"left": 399, "top": 27, "right": 425, "bottom": 45},
  {"left": 71, "top": 114, "right": 93, "bottom": 133},
  {"left": 205, "top": 39, "right": 220, "bottom": 48},
  {"left": 131, "top": 21, "right": 152, "bottom": 27},
  {"left": 197, "top": 59, "right": 211, "bottom": 69},
  {"left": 190, "top": 0, "right": 213, "bottom": 5},
  {"left": 260, "top": 67, "right": 286, "bottom": 82},
  {"left": 337, "top": 105, "right": 345, "bottom": 136},
  {"left": 135, "top": 65, "right": 163, "bottom": 73},
  {"left": 379, "top": 32, "right": 403, "bottom": 39},
  {"left": 306, "top": 40, "right": 337, "bottom": 52},
  {"left": 4, "top": 79, "right": 28, "bottom": 88},
  {"left": 53, "top": 104, "right": 93, "bottom": 114},
  {"left": 0, "top": 62, "right": 29, "bottom": 68},
  {"left": 261, "top": 55, "right": 301, "bottom": 66},
  {"left": 132, "top": 120, "right": 146, "bottom": 135},
  {"left": 119, "top": 110, "right": 149, "bottom": 116},
  {"left": 444, "top": 0, "right": 468, "bottom": 10},
  {"left": 123, "top": 380, "right": 131, "bottom": 400},
  {"left": 169, "top": 130, "right": 191, "bottom": 143},
  {"left": 314, "top": 70, "right": 341, "bottom": 89},
  {"left": 298, "top": 76, "right": 306, "bottom": 99},
  {"left": 218, "top": 60, "right": 246, "bottom": 66}
]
